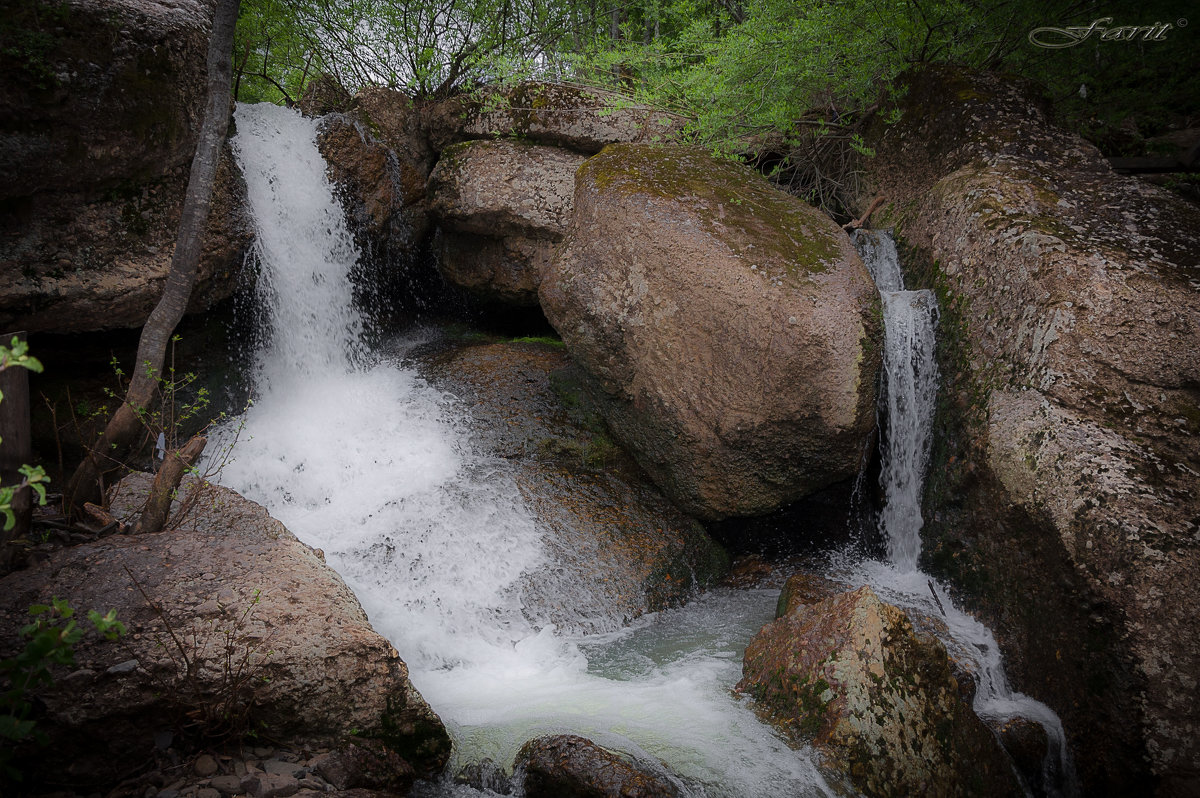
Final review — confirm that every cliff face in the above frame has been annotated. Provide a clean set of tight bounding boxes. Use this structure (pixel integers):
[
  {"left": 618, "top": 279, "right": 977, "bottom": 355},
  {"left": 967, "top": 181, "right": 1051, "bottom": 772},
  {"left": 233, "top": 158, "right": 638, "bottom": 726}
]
[
  {"left": 860, "top": 66, "right": 1200, "bottom": 795},
  {"left": 0, "top": 0, "right": 249, "bottom": 333}
]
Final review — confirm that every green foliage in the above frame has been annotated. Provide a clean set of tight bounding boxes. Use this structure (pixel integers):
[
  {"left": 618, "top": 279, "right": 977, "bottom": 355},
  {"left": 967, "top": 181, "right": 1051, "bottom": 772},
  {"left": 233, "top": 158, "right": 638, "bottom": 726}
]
[
  {"left": 0, "top": 337, "right": 49, "bottom": 532},
  {"left": 0, "top": 598, "right": 126, "bottom": 781}
]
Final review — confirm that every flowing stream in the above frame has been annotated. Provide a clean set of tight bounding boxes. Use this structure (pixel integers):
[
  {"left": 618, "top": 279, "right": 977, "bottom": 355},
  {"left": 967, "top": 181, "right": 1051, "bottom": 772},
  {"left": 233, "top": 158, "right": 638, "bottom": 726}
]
[
  {"left": 219, "top": 102, "right": 834, "bottom": 797},
  {"left": 850, "top": 230, "right": 1078, "bottom": 797}
]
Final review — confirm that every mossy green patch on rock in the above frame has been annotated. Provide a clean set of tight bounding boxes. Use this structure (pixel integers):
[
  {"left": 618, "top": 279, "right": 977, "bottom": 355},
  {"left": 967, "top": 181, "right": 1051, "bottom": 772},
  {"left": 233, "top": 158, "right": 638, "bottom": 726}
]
[{"left": 582, "top": 144, "right": 839, "bottom": 277}]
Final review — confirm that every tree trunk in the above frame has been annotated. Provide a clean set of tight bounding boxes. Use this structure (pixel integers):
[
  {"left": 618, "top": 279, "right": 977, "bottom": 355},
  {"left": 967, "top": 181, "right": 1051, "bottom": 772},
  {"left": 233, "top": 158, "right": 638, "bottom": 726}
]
[
  {"left": 66, "top": 0, "right": 241, "bottom": 512},
  {"left": 132, "top": 435, "right": 207, "bottom": 535}
]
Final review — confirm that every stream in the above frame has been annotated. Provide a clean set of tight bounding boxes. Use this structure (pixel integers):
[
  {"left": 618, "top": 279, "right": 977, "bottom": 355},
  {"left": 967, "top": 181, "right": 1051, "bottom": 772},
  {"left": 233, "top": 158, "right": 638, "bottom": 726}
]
[{"left": 216, "top": 102, "right": 1073, "bottom": 797}]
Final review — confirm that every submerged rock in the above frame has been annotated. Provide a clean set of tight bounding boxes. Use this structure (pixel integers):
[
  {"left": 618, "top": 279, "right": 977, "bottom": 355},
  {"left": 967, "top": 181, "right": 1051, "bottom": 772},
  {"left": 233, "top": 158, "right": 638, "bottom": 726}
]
[
  {"left": 739, "top": 585, "right": 1019, "bottom": 798},
  {"left": 0, "top": 473, "right": 451, "bottom": 789},
  {"left": 428, "top": 139, "right": 587, "bottom": 304},
  {"left": 861, "top": 66, "right": 1200, "bottom": 794},
  {"left": 515, "top": 734, "right": 682, "bottom": 798},
  {"left": 541, "top": 144, "right": 881, "bottom": 521},
  {"left": 421, "top": 337, "right": 728, "bottom": 632}
]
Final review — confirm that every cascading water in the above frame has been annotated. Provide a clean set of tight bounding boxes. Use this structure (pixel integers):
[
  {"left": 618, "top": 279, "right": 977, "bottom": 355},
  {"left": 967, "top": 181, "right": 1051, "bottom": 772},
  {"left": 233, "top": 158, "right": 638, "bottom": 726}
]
[
  {"left": 850, "top": 230, "right": 1078, "bottom": 797},
  {"left": 218, "top": 102, "right": 834, "bottom": 797}
]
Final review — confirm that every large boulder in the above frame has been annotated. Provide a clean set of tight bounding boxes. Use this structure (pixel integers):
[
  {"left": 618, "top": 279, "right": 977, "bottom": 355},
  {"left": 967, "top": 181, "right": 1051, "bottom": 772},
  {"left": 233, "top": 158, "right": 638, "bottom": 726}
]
[
  {"left": 0, "top": 0, "right": 250, "bottom": 333},
  {"left": 427, "top": 139, "right": 587, "bottom": 304},
  {"left": 0, "top": 150, "right": 250, "bottom": 333},
  {"left": 420, "top": 337, "right": 728, "bottom": 632},
  {"left": 515, "top": 734, "right": 683, "bottom": 798},
  {"left": 0, "top": 0, "right": 208, "bottom": 199},
  {"left": 860, "top": 66, "right": 1200, "bottom": 795},
  {"left": 425, "top": 82, "right": 685, "bottom": 155},
  {"left": 738, "top": 585, "right": 1019, "bottom": 798},
  {"left": 540, "top": 144, "right": 882, "bottom": 521},
  {"left": 0, "top": 473, "right": 451, "bottom": 789}
]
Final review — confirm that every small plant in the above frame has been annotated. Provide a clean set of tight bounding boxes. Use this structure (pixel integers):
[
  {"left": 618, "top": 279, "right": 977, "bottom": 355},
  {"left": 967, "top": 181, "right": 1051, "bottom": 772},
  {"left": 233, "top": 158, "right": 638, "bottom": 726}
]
[
  {"left": 0, "top": 598, "right": 126, "bottom": 782},
  {"left": 0, "top": 336, "right": 50, "bottom": 533},
  {"left": 126, "top": 569, "right": 273, "bottom": 742}
]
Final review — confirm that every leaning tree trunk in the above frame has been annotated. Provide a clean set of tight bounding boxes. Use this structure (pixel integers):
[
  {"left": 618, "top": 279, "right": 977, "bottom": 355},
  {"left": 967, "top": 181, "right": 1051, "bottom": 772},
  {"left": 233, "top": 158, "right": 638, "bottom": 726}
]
[{"left": 66, "top": 0, "right": 241, "bottom": 512}]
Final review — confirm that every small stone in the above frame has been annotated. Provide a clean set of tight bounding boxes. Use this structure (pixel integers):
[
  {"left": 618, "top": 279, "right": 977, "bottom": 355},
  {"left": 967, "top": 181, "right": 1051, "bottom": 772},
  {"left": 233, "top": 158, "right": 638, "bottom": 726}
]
[
  {"left": 157, "top": 790, "right": 180, "bottom": 798},
  {"left": 194, "top": 755, "right": 219, "bottom": 778},
  {"left": 209, "top": 775, "right": 242, "bottom": 796},
  {"left": 233, "top": 761, "right": 248, "bottom": 777},
  {"left": 106, "top": 659, "right": 139, "bottom": 674},
  {"left": 241, "top": 773, "right": 299, "bottom": 798},
  {"left": 196, "top": 790, "right": 220, "bottom": 798},
  {"left": 263, "top": 760, "right": 304, "bottom": 778}
]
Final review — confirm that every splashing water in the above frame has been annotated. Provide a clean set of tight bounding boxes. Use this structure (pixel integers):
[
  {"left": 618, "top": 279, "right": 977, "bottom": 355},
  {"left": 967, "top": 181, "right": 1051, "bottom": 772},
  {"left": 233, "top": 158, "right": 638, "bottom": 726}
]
[
  {"left": 850, "top": 229, "right": 1078, "bottom": 796},
  {"left": 218, "top": 102, "right": 834, "bottom": 797}
]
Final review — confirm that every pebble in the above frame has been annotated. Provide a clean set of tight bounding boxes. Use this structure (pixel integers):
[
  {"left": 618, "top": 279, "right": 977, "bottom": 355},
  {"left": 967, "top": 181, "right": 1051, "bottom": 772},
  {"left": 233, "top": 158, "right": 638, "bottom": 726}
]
[
  {"left": 196, "top": 789, "right": 221, "bottom": 798},
  {"left": 209, "top": 775, "right": 242, "bottom": 796},
  {"left": 194, "top": 754, "right": 219, "bottom": 777}
]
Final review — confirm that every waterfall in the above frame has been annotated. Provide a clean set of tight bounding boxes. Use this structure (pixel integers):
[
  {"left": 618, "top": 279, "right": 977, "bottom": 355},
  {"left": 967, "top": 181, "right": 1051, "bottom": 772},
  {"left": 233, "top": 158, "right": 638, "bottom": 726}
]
[
  {"left": 851, "top": 230, "right": 1078, "bottom": 797},
  {"left": 218, "top": 102, "right": 834, "bottom": 797},
  {"left": 855, "top": 230, "right": 939, "bottom": 571}
]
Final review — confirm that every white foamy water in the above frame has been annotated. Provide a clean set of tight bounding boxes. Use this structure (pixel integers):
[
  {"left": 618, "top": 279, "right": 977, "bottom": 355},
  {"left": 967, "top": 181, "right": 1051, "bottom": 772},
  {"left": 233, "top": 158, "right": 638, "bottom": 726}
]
[
  {"left": 851, "top": 230, "right": 1078, "bottom": 796},
  {"left": 219, "top": 102, "right": 834, "bottom": 797}
]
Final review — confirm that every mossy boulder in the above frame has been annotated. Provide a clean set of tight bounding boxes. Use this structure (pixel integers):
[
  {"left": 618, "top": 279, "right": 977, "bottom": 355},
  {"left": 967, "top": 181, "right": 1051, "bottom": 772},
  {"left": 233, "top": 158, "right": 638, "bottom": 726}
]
[
  {"left": 425, "top": 81, "right": 685, "bottom": 155},
  {"left": 739, "top": 585, "right": 1019, "bottom": 798},
  {"left": 540, "top": 143, "right": 881, "bottom": 521},
  {"left": 859, "top": 65, "right": 1200, "bottom": 795}
]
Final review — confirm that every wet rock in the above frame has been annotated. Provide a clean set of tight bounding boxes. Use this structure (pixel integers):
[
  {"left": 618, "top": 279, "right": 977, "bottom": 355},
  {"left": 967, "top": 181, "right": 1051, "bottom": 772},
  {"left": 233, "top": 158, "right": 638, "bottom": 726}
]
[
  {"left": 455, "top": 758, "right": 512, "bottom": 794},
  {"left": 309, "top": 740, "right": 416, "bottom": 792},
  {"left": 428, "top": 139, "right": 587, "bottom": 304},
  {"left": 0, "top": 474, "right": 451, "bottom": 790},
  {"left": 425, "top": 82, "right": 684, "bottom": 155},
  {"left": 861, "top": 65, "right": 1200, "bottom": 794},
  {"left": 318, "top": 115, "right": 419, "bottom": 244},
  {"left": 541, "top": 144, "right": 882, "bottom": 521},
  {"left": 515, "top": 734, "right": 682, "bottom": 798},
  {"left": 994, "top": 716, "right": 1049, "bottom": 796},
  {"left": 739, "top": 585, "right": 1020, "bottom": 798},
  {"left": 421, "top": 338, "right": 728, "bottom": 633},
  {"left": 774, "top": 572, "right": 842, "bottom": 617},
  {"left": 209, "top": 775, "right": 242, "bottom": 796}
]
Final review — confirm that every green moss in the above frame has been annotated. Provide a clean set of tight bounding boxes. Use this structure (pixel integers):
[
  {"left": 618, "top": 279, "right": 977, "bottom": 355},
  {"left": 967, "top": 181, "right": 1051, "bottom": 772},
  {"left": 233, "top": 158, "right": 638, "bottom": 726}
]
[
  {"left": 510, "top": 335, "right": 564, "bottom": 347},
  {"left": 582, "top": 144, "right": 840, "bottom": 277}
]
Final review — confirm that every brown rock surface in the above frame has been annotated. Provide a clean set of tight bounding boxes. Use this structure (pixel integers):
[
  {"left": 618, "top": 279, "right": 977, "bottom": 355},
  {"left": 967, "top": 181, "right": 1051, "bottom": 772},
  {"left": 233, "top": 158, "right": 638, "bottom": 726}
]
[
  {"left": 515, "top": 734, "right": 682, "bottom": 798},
  {"left": 420, "top": 337, "right": 728, "bottom": 633},
  {"left": 739, "top": 585, "right": 1019, "bottom": 798},
  {"left": 0, "top": 473, "right": 450, "bottom": 789},
  {"left": 427, "top": 139, "right": 586, "bottom": 304},
  {"left": 860, "top": 66, "right": 1200, "bottom": 795},
  {"left": 0, "top": 0, "right": 250, "bottom": 333},
  {"left": 0, "top": 0, "right": 209, "bottom": 199},
  {"left": 540, "top": 144, "right": 881, "bottom": 521}
]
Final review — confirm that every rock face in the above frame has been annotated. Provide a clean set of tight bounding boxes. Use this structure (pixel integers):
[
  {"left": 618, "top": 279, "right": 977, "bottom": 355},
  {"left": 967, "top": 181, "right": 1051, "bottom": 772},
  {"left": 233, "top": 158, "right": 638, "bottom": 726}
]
[
  {"left": 426, "top": 81, "right": 685, "bottom": 155},
  {"left": 0, "top": 151, "right": 250, "bottom": 333},
  {"left": 0, "top": 473, "right": 451, "bottom": 789},
  {"left": 0, "top": 0, "right": 208, "bottom": 198},
  {"left": 860, "top": 66, "right": 1200, "bottom": 795},
  {"left": 739, "top": 585, "right": 1019, "bottom": 798},
  {"left": 421, "top": 337, "right": 728, "bottom": 632},
  {"left": 428, "top": 140, "right": 586, "bottom": 304},
  {"left": 515, "top": 734, "right": 682, "bottom": 798},
  {"left": 540, "top": 144, "right": 881, "bottom": 521},
  {"left": 0, "top": 0, "right": 251, "bottom": 333}
]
